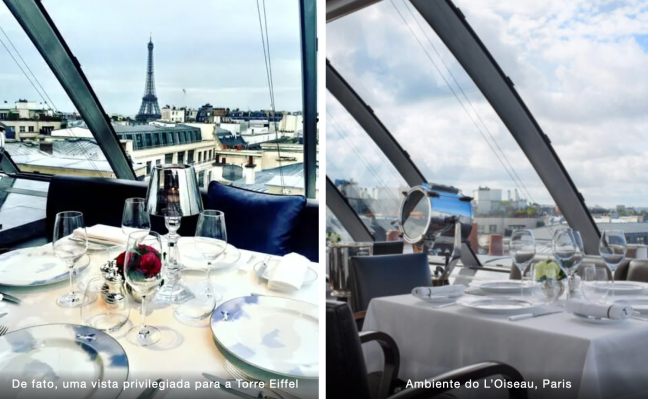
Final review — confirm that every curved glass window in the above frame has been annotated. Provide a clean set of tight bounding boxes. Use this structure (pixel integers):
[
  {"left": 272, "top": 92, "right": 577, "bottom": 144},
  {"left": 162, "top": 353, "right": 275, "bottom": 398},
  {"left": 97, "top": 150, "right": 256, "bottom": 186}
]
[{"left": 328, "top": 1, "right": 575, "bottom": 257}]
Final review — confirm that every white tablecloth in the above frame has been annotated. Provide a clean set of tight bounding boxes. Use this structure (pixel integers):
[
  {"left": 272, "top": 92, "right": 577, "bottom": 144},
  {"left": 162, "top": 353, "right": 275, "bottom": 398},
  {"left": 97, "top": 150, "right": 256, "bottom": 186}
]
[
  {"left": 0, "top": 243, "right": 319, "bottom": 399},
  {"left": 363, "top": 294, "right": 648, "bottom": 399}
]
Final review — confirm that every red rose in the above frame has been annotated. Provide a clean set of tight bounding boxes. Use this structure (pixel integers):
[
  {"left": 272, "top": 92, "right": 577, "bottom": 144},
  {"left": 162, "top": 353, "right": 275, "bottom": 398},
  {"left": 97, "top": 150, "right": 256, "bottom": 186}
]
[
  {"left": 138, "top": 244, "right": 160, "bottom": 256},
  {"left": 139, "top": 252, "right": 162, "bottom": 277},
  {"left": 115, "top": 252, "right": 126, "bottom": 277}
]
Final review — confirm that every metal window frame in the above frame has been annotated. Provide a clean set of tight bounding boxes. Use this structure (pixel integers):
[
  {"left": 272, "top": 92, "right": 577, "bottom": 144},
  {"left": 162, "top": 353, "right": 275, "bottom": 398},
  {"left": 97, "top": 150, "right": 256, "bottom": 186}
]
[
  {"left": 4, "top": 0, "right": 136, "bottom": 180},
  {"left": 410, "top": 0, "right": 600, "bottom": 253},
  {"left": 326, "top": 176, "right": 374, "bottom": 241},
  {"left": 326, "top": 0, "right": 383, "bottom": 22},
  {"left": 299, "top": 0, "right": 318, "bottom": 199}
]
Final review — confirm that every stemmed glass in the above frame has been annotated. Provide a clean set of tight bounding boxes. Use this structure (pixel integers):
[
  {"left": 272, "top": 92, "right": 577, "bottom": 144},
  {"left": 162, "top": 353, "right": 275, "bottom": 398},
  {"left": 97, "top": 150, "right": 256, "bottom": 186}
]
[
  {"left": 509, "top": 229, "right": 536, "bottom": 297},
  {"left": 173, "top": 210, "right": 227, "bottom": 320},
  {"left": 552, "top": 229, "right": 584, "bottom": 300},
  {"left": 124, "top": 231, "right": 164, "bottom": 346},
  {"left": 599, "top": 230, "right": 627, "bottom": 303},
  {"left": 121, "top": 198, "right": 151, "bottom": 236},
  {"left": 53, "top": 211, "right": 90, "bottom": 307}
]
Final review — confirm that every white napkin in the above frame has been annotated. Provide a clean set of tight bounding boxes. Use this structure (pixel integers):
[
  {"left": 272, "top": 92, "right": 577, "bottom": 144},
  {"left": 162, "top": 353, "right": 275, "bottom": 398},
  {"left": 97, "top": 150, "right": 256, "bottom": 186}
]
[
  {"left": 412, "top": 285, "right": 466, "bottom": 299},
  {"left": 73, "top": 224, "right": 128, "bottom": 246},
  {"left": 566, "top": 299, "right": 633, "bottom": 320},
  {"left": 267, "top": 253, "right": 309, "bottom": 292}
]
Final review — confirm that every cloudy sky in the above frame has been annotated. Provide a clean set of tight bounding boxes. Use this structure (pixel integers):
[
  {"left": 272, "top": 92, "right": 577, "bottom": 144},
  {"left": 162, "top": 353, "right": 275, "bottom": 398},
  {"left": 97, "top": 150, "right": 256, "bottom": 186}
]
[
  {"left": 0, "top": 0, "right": 303, "bottom": 115},
  {"left": 327, "top": 0, "right": 648, "bottom": 209}
]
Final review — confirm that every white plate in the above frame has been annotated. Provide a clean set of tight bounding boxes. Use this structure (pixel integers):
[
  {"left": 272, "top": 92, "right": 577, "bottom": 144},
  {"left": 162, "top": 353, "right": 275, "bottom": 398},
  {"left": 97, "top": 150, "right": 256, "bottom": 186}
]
[
  {"left": 0, "top": 247, "right": 90, "bottom": 287},
  {"left": 469, "top": 279, "right": 532, "bottom": 294},
  {"left": 611, "top": 296, "right": 648, "bottom": 312},
  {"left": 0, "top": 324, "right": 128, "bottom": 398},
  {"left": 178, "top": 237, "right": 241, "bottom": 271},
  {"left": 573, "top": 312, "right": 626, "bottom": 324},
  {"left": 253, "top": 258, "right": 318, "bottom": 286},
  {"left": 591, "top": 281, "right": 648, "bottom": 295},
  {"left": 211, "top": 296, "right": 318, "bottom": 379},
  {"left": 456, "top": 296, "right": 544, "bottom": 314}
]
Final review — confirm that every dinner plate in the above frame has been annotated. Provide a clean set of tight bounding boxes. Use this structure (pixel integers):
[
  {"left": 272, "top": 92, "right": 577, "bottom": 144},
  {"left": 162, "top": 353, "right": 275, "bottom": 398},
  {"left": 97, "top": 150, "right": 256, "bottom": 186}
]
[
  {"left": 0, "top": 324, "right": 128, "bottom": 398},
  {"left": 0, "top": 247, "right": 90, "bottom": 287},
  {"left": 178, "top": 238, "right": 241, "bottom": 271},
  {"left": 210, "top": 295, "right": 319, "bottom": 379},
  {"left": 469, "top": 279, "right": 533, "bottom": 294},
  {"left": 591, "top": 281, "right": 648, "bottom": 295},
  {"left": 572, "top": 312, "right": 626, "bottom": 324},
  {"left": 456, "top": 296, "right": 544, "bottom": 314},
  {"left": 253, "top": 258, "right": 318, "bottom": 285},
  {"left": 611, "top": 296, "right": 648, "bottom": 313}
]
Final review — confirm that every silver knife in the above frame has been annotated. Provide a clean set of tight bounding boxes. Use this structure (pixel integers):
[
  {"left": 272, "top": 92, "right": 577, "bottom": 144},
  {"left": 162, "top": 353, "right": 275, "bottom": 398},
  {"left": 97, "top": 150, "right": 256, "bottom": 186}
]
[
  {"left": 0, "top": 292, "right": 20, "bottom": 304},
  {"left": 202, "top": 373, "right": 280, "bottom": 399},
  {"left": 509, "top": 310, "right": 563, "bottom": 321},
  {"left": 0, "top": 313, "right": 7, "bottom": 319},
  {"left": 136, "top": 379, "right": 162, "bottom": 399}
]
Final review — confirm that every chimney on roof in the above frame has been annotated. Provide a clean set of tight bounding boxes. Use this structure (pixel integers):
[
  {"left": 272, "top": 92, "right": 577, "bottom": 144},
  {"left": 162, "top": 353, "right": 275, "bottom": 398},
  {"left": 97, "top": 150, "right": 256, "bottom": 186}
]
[
  {"left": 39, "top": 141, "right": 53, "bottom": 155},
  {"left": 245, "top": 157, "right": 256, "bottom": 185}
]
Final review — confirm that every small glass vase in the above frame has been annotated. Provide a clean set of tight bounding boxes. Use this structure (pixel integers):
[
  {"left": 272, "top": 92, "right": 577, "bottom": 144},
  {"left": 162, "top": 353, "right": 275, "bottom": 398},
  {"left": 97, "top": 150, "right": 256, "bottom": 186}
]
[
  {"left": 80, "top": 276, "right": 130, "bottom": 332},
  {"left": 540, "top": 278, "right": 565, "bottom": 304}
]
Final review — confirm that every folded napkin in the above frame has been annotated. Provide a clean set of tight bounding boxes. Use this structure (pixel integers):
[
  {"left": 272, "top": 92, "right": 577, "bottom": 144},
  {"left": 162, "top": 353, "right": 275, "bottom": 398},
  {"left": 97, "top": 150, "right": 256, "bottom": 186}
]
[
  {"left": 566, "top": 299, "right": 633, "bottom": 320},
  {"left": 267, "top": 253, "right": 310, "bottom": 292},
  {"left": 73, "top": 224, "right": 128, "bottom": 246},
  {"left": 412, "top": 285, "right": 466, "bottom": 299}
]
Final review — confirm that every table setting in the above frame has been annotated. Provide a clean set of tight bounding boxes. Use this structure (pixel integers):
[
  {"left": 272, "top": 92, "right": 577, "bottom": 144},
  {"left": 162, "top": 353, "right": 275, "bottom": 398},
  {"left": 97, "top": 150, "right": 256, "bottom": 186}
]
[
  {"left": 362, "top": 227, "right": 648, "bottom": 399},
  {"left": 0, "top": 165, "right": 319, "bottom": 399}
]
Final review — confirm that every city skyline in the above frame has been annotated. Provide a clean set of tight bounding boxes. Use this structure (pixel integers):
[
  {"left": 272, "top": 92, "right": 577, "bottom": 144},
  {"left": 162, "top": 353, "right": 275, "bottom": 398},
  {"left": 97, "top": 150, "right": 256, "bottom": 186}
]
[{"left": 0, "top": 0, "right": 304, "bottom": 116}]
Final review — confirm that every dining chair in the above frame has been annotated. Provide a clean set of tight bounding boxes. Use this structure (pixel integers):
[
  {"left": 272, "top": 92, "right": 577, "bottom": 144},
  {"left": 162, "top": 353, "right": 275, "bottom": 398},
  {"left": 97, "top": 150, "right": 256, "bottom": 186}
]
[
  {"left": 326, "top": 301, "right": 528, "bottom": 399},
  {"left": 373, "top": 241, "right": 405, "bottom": 256},
  {"left": 626, "top": 259, "right": 648, "bottom": 282},
  {"left": 349, "top": 253, "right": 431, "bottom": 327}
]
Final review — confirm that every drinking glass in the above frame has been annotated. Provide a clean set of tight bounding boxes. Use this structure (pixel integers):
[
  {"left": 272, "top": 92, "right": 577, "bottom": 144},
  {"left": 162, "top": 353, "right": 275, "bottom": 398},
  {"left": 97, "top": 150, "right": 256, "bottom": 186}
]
[
  {"left": 173, "top": 210, "right": 227, "bottom": 320},
  {"left": 53, "top": 211, "right": 90, "bottom": 307},
  {"left": 582, "top": 264, "right": 610, "bottom": 303},
  {"left": 124, "top": 231, "right": 164, "bottom": 346},
  {"left": 599, "top": 230, "right": 627, "bottom": 303},
  {"left": 121, "top": 198, "right": 151, "bottom": 236},
  {"left": 509, "top": 229, "right": 536, "bottom": 297},
  {"left": 552, "top": 229, "right": 584, "bottom": 300}
]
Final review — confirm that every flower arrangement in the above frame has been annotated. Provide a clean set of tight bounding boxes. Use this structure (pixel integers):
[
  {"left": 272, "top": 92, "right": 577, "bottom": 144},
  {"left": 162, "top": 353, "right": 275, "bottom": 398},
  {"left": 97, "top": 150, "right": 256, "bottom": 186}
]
[
  {"left": 327, "top": 231, "right": 342, "bottom": 245},
  {"left": 533, "top": 259, "right": 567, "bottom": 281},
  {"left": 118, "top": 244, "right": 162, "bottom": 280}
]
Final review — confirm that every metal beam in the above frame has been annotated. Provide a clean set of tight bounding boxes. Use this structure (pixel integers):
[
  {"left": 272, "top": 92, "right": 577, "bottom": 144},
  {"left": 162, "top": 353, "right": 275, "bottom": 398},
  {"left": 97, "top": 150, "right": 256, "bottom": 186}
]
[
  {"left": 327, "top": 0, "right": 383, "bottom": 23},
  {"left": 4, "top": 0, "right": 136, "bottom": 180},
  {"left": 299, "top": 0, "right": 318, "bottom": 199},
  {"left": 411, "top": 0, "right": 600, "bottom": 253},
  {"left": 327, "top": 176, "right": 374, "bottom": 242},
  {"left": 327, "top": 60, "right": 426, "bottom": 187}
]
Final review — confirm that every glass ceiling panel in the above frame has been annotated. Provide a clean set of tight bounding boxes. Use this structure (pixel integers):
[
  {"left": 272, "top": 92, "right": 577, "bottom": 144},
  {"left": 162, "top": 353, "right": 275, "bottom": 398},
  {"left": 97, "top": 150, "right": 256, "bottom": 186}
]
[
  {"left": 44, "top": 0, "right": 308, "bottom": 192},
  {"left": 326, "top": 206, "right": 354, "bottom": 243},
  {"left": 0, "top": 2, "right": 115, "bottom": 177},
  {"left": 327, "top": 91, "right": 407, "bottom": 242},
  {"left": 327, "top": 0, "right": 579, "bottom": 258},
  {"left": 455, "top": 0, "right": 648, "bottom": 248}
]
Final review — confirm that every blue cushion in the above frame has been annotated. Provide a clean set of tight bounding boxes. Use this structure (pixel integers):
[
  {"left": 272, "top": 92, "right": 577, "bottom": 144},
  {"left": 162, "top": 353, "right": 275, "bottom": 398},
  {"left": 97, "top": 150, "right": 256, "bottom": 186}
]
[{"left": 206, "top": 182, "right": 306, "bottom": 255}]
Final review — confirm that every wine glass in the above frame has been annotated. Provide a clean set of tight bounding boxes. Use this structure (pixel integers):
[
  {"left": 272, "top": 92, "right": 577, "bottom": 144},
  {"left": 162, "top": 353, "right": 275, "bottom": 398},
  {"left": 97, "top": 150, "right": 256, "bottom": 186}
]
[
  {"left": 173, "top": 210, "right": 227, "bottom": 320},
  {"left": 599, "top": 230, "right": 627, "bottom": 303},
  {"left": 124, "top": 231, "right": 163, "bottom": 346},
  {"left": 121, "top": 198, "right": 151, "bottom": 236},
  {"left": 509, "top": 229, "right": 536, "bottom": 297},
  {"left": 53, "top": 211, "right": 90, "bottom": 307},
  {"left": 552, "top": 229, "right": 584, "bottom": 300}
]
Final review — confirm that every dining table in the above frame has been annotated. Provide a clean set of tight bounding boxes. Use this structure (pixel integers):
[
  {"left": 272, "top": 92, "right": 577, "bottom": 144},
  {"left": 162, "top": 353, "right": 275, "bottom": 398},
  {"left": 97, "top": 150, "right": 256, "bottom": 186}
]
[
  {"left": 0, "top": 240, "right": 319, "bottom": 399},
  {"left": 362, "top": 291, "right": 648, "bottom": 399}
]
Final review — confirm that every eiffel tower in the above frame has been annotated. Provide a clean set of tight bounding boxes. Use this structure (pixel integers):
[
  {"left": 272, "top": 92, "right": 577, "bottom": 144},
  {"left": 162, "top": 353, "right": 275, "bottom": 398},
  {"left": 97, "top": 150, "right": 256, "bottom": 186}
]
[{"left": 136, "top": 36, "right": 161, "bottom": 121}]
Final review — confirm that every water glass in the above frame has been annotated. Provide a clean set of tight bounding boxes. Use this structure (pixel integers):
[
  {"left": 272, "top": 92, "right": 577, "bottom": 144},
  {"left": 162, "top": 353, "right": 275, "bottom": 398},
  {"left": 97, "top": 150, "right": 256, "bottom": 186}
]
[
  {"left": 121, "top": 198, "right": 151, "bottom": 236},
  {"left": 173, "top": 210, "right": 227, "bottom": 320},
  {"left": 124, "top": 231, "right": 163, "bottom": 346},
  {"left": 582, "top": 264, "right": 610, "bottom": 303},
  {"left": 80, "top": 276, "right": 130, "bottom": 332},
  {"left": 510, "top": 229, "right": 536, "bottom": 297},
  {"left": 53, "top": 211, "right": 91, "bottom": 307}
]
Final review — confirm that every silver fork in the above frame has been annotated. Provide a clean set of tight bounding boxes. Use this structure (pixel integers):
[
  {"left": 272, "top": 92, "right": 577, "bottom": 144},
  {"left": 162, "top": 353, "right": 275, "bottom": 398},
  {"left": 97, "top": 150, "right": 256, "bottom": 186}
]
[
  {"left": 0, "top": 325, "right": 8, "bottom": 336},
  {"left": 223, "top": 361, "right": 300, "bottom": 399},
  {"left": 237, "top": 254, "right": 256, "bottom": 275}
]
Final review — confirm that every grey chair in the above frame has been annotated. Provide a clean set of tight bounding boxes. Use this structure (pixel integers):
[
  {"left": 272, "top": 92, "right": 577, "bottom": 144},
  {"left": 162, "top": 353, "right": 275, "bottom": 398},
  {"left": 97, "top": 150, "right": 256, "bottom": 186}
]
[
  {"left": 626, "top": 259, "right": 648, "bottom": 282},
  {"left": 326, "top": 301, "right": 528, "bottom": 399},
  {"left": 373, "top": 241, "right": 405, "bottom": 256}
]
